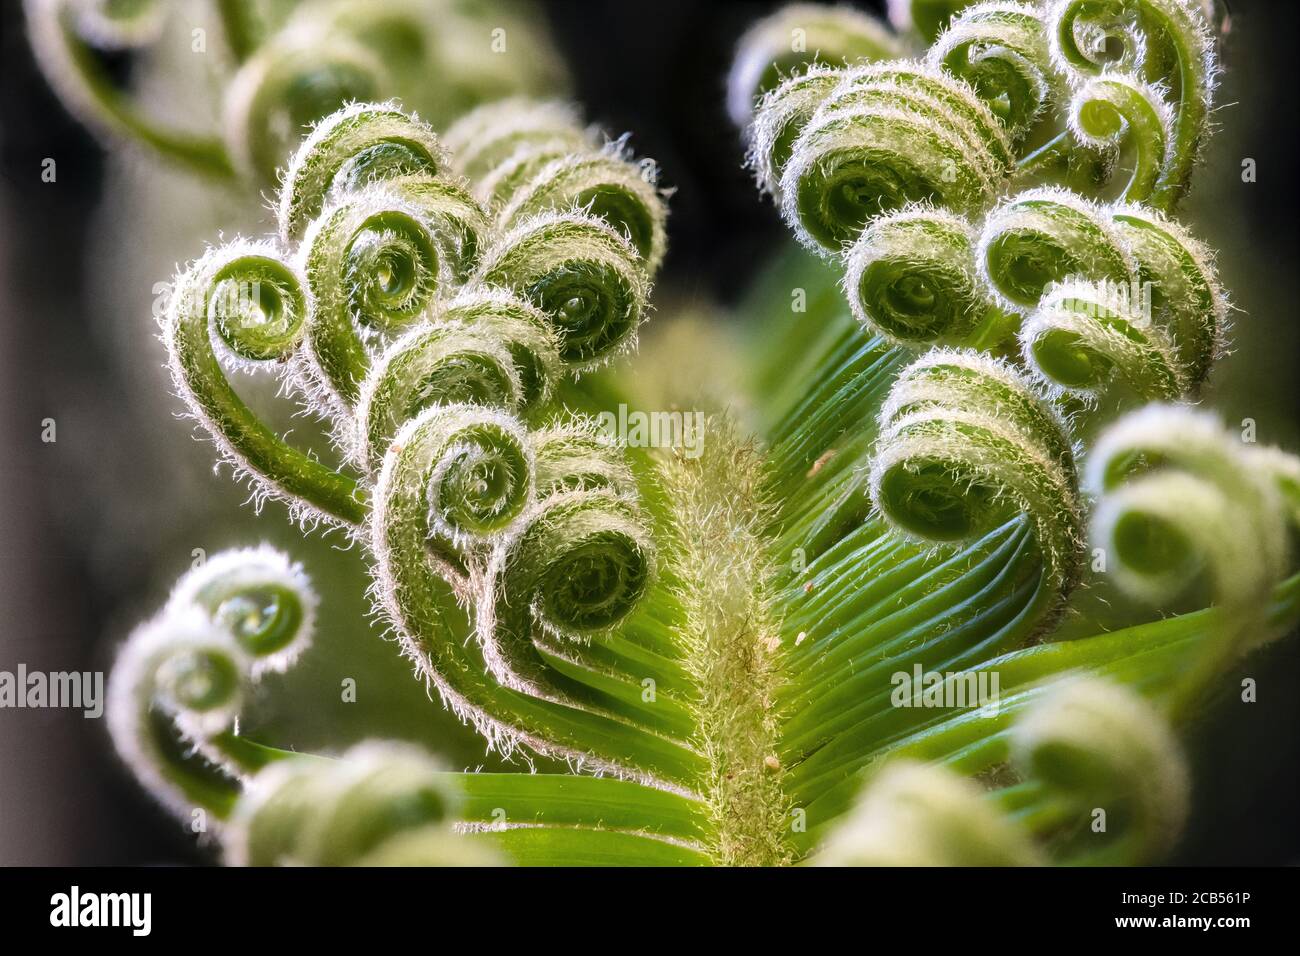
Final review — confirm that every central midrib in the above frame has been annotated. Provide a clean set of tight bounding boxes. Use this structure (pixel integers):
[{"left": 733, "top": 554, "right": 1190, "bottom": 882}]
[{"left": 660, "top": 417, "right": 794, "bottom": 867}]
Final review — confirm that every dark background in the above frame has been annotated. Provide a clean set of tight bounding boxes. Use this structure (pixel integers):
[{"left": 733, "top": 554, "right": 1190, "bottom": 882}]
[{"left": 2, "top": 0, "right": 1298, "bottom": 865}]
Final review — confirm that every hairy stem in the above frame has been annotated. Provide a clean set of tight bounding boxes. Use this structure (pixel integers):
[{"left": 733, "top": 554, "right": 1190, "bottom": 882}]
[{"left": 661, "top": 419, "right": 791, "bottom": 866}]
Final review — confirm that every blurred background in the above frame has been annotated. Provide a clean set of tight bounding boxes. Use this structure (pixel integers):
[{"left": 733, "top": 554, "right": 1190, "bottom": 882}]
[{"left": 1, "top": 0, "right": 1297, "bottom": 865}]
